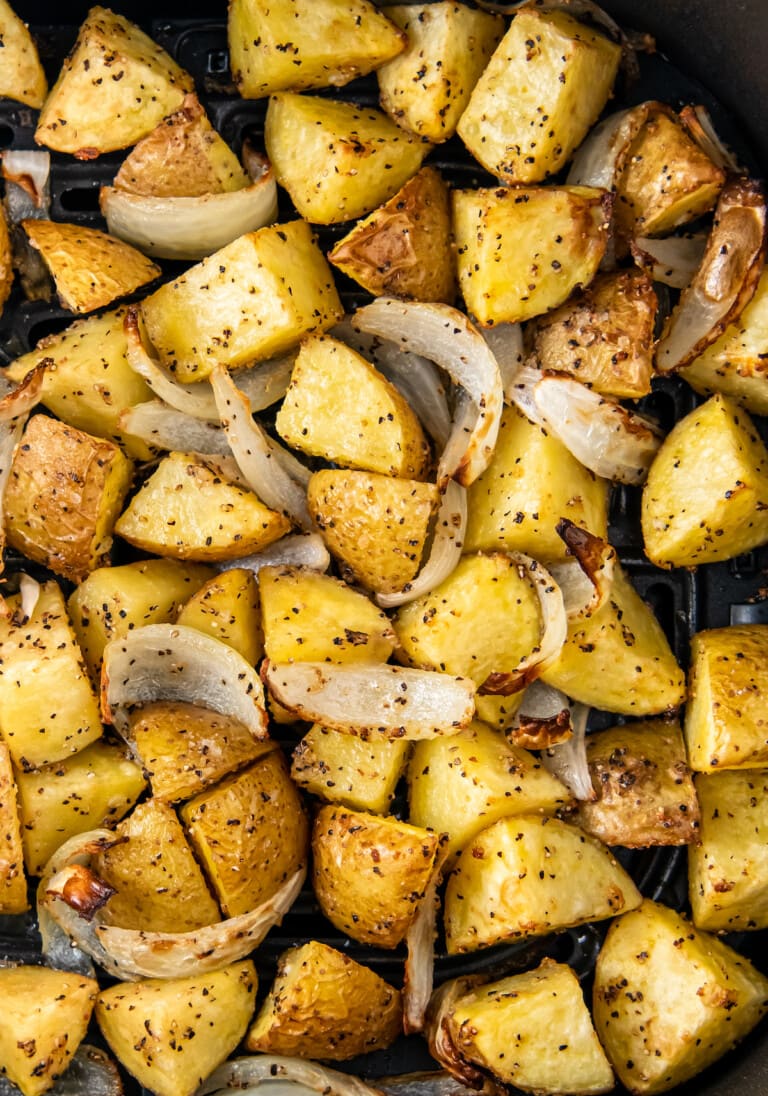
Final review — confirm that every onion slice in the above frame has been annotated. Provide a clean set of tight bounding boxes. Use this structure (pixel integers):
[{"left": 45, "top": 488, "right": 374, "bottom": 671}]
[
  {"left": 549, "top": 519, "right": 616, "bottom": 618},
  {"left": 680, "top": 104, "right": 741, "bottom": 173},
  {"left": 507, "top": 680, "right": 573, "bottom": 750},
  {"left": 353, "top": 299, "right": 503, "bottom": 488},
  {"left": 199, "top": 1057, "right": 384, "bottom": 1096},
  {"left": 542, "top": 703, "right": 596, "bottom": 802},
  {"left": 375, "top": 1074, "right": 483, "bottom": 1096},
  {"left": 425, "top": 978, "right": 501, "bottom": 1096},
  {"left": 567, "top": 103, "right": 654, "bottom": 190},
  {"left": 631, "top": 232, "right": 707, "bottom": 289},
  {"left": 120, "top": 400, "right": 230, "bottom": 455},
  {"left": 481, "top": 323, "right": 523, "bottom": 400},
  {"left": 217, "top": 533, "right": 331, "bottom": 576},
  {"left": 101, "top": 623, "right": 269, "bottom": 741},
  {"left": 404, "top": 849, "right": 447, "bottom": 1035},
  {"left": 656, "top": 177, "right": 767, "bottom": 372},
  {"left": 236, "top": 352, "right": 296, "bottom": 412},
  {"left": 0, "top": 1045, "right": 124, "bottom": 1096},
  {"left": 2, "top": 150, "right": 53, "bottom": 301},
  {"left": 263, "top": 661, "right": 475, "bottom": 740},
  {"left": 124, "top": 307, "right": 218, "bottom": 420}
]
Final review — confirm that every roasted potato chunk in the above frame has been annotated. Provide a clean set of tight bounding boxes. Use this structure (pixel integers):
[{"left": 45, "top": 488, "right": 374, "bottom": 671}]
[
  {"left": 312, "top": 805, "right": 440, "bottom": 948},
  {"left": 0, "top": 199, "right": 12, "bottom": 314},
  {"left": 114, "top": 451, "right": 291, "bottom": 562},
  {"left": 328, "top": 167, "right": 455, "bottom": 302},
  {"left": 0, "top": 966, "right": 98, "bottom": 1096},
  {"left": 96, "top": 961, "right": 257, "bottom": 1096},
  {"left": 530, "top": 270, "right": 657, "bottom": 399},
  {"left": 576, "top": 720, "right": 700, "bottom": 848},
  {"left": 444, "top": 814, "right": 641, "bottom": 954},
  {"left": 0, "top": 0, "right": 47, "bottom": 108},
  {"left": 35, "top": 6, "right": 193, "bottom": 158},
  {"left": 230, "top": 0, "right": 405, "bottom": 98},
  {"left": 275, "top": 335, "right": 430, "bottom": 478},
  {"left": 176, "top": 568, "right": 263, "bottom": 665},
  {"left": 593, "top": 900, "right": 768, "bottom": 1094},
  {"left": 642, "top": 393, "right": 768, "bottom": 568},
  {"left": 457, "top": 9, "right": 620, "bottom": 184},
  {"left": 0, "top": 738, "right": 27, "bottom": 913},
  {"left": 292, "top": 726, "right": 409, "bottom": 814},
  {"left": 265, "top": 93, "right": 430, "bottom": 224},
  {"left": 139, "top": 220, "right": 342, "bottom": 380},
  {"left": 377, "top": 2, "right": 503, "bottom": 143},
  {"left": 246, "top": 940, "right": 402, "bottom": 1059},
  {"left": 453, "top": 185, "right": 610, "bottom": 325},
  {"left": 5, "top": 415, "right": 134, "bottom": 583}
]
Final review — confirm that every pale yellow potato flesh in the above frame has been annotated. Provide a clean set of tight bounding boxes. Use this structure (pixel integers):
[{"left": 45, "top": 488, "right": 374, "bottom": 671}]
[
  {"left": 292, "top": 726, "right": 410, "bottom": 815},
  {"left": 0, "top": 0, "right": 47, "bottom": 108},
  {"left": 175, "top": 567, "right": 263, "bottom": 665},
  {"left": 0, "top": 738, "right": 27, "bottom": 912}
]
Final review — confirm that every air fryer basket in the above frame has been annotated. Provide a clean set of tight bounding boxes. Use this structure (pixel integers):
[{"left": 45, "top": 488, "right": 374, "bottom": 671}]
[{"left": 1, "top": 3, "right": 768, "bottom": 1095}]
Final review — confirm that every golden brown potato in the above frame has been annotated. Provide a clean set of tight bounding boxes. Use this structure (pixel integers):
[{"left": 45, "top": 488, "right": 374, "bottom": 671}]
[
  {"left": 328, "top": 167, "right": 455, "bottom": 302},
  {"left": 642, "top": 393, "right": 768, "bottom": 568},
  {"left": 312, "top": 804, "right": 440, "bottom": 948},
  {"left": 0, "top": 738, "right": 27, "bottom": 913},
  {"left": 458, "top": 8, "right": 620, "bottom": 183},
  {"left": 246, "top": 940, "right": 402, "bottom": 1059},
  {"left": 5, "top": 415, "right": 134, "bottom": 584},
  {"left": 444, "top": 814, "right": 641, "bottom": 954},
  {"left": 576, "top": 720, "right": 700, "bottom": 848},
  {"left": 0, "top": 0, "right": 47, "bottom": 108},
  {"left": 265, "top": 93, "right": 430, "bottom": 224},
  {"left": 175, "top": 568, "right": 263, "bottom": 665},
  {"left": 35, "top": 6, "right": 193, "bottom": 158},
  {"left": 377, "top": 2, "right": 503, "bottom": 143},
  {"left": 0, "top": 966, "right": 98, "bottom": 1096},
  {"left": 139, "top": 220, "right": 342, "bottom": 380},
  {"left": 275, "top": 335, "right": 430, "bottom": 478},
  {"left": 453, "top": 185, "right": 610, "bottom": 325},
  {"left": 114, "top": 451, "right": 291, "bottom": 562},
  {"left": 593, "top": 900, "right": 768, "bottom": 1094},
  {"left": 230, "top": 0, "right": 405, "bottom": 98},
  {"left": 530, "top": 270, "right": 658, "bottom": 399},
  {"left": 292, "top": 726, "right": 410, "bottom": 814},
  {"left": 0, "top": 201, "right": 12, "bottom": 315},
  {"left": 96, "top": 962, "right": 257, "bottom": 1096},
  {"left": 307, "top": 469, "right": 439, "bottom": 595}
]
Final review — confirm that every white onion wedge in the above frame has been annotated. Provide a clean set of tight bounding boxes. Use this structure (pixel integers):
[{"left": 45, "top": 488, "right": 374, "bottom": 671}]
[
  {"left": 198, "top": 1057, "right": 384, "bottom": 1096},
  {"left": 17, "top": 573, "right": 41, "bottom": 622},
  {"left": 0, "top": 361, "right": 48, "bottom": 420},
  {"left": 216, "top": 533, "right": 330, "bottom": 576},
  {"left": 100, "top": 145, "right": 278, "bottom": 260},
  {"left": 542, "top": 703, "right": 596, "bottom": 802},
  {"left": 567, "top": 103, "right": 654, "bottom": 190},
  {"left": 120, "top": 400, "right": 230, "bottom": 454},
  {"left": 2, "top": 149, "right": 51, "bottom": 218},
  {"left": 101, "top": 623, "right": 268, "bottom": 740},
  {"left": 404, "top": 850, "right": 446, "bottom": 1035},
  {"left": 425, "top": 978, "right": 495, "bottom": 1094},
  {"left": 549, "top": 519, "right": 616, "bottom": 618},
  {"left": 236, "top": 352, "right": 296, "bottom": 412},
  {"left": 656, "top": 177, "right": 767, "bottom": 372},
  {"left": 508, "top": 680, "right": 573, "bottom": 750},
  {"left": 376, "top": 482, "right": 466, "bottom": 609},
  {"left": 124, "top": 307, "right": 219, "bottom": 420},
  {"left": 0, "top": 1045, "right": 123, "bottom": 1096},
  {"left": 353, "top": 299, "right": 503, "bottom": 488},
  {"left": 263, "top": 661, "right": 475, "bottom": 740},
  {"left": 680, "top": 103, "right": 741, "bottom": 173},
  {"left": 481, "top": 323, "right": 523, "bottom": 401},
  {"left": 631, "top": 233, "right": 707, "bottom": 289},
  {"left": 375, "top": 1075, "right": 482, "bottom": 1096}
]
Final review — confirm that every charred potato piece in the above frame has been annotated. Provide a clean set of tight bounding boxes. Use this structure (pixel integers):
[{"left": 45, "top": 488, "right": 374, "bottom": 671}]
[
  {"left": 0, "top": 0, "right": 47, "bottom": 108},
  {"left": 176, "top": 567, "right": 263, "bottom": 665},
  {"left": 140, "top": 220, "right": 342, "bottom": 381},
  {"left": 0, "top": 738, "right": 27, "bottom": 913},
  {"left": 408, "top": 720, "right": 571, "bottom": 861},
  {"left": 530, "top": 269, "right": 657, "bottom": 399},
  {"left": 230, "top": 0, "right": 405, "bottom": 98},
  {"left": 307, "top": 469, "right": 439, "bottom": 596},
  {"left": 593, "top": 900, "right": 768, "bottom": 1094},
  {"left": 35, "top": 6, "right": 193, "bottom": 158},
  {"left": 377, "top": 2, "right": 503, "bottom": 143},
  {"left": 642, "top": 393, "right": 768, "bottom": 568},
  {"left": 15, "top": 738, "right": 145, "bottom": 877},
  {"left": 246, "top": 939, "right": 402, "bottom": 1059},
  {"left": 0, "top": 581, "right": 102, "bottom": 771},
  {"left": 292, "top": 726, "right": 410, "bottom": 814},
  {"left": 312, "top": 805, "right": 440, "bottom": 948},
  {"left": 114, "top": 451, "right": 291, "bottom": 562},
  {"left": 684, "top": 624, "right": 768, "bottom": 771},
  {"left": 457, "top": 8, "right": 620, "bottom": 184},
  {"left": 444, "top": 814, "right": 641, "bottom": 954},
  {"left": 96, "top": 961, "right": 257, "bottom": 1096},
  {"left": 689, "top": 769, "right": 768, "bottom": 931},
  {"left": 265, "top": 93, "right": 430, "bottom": 224},
  {"left": 0, "top": 202, "right": 12, "bottom": 314},
  {"left": 576, "top": 719, "right": 700, "bottom": 848},
  {"left": 275, "top": 335, "right": 430, "bottom": 479},
  {"left": 5, "top": 415, "right": 134, "bottom": 583},
  {"left": 328, "top": 167, "right": 455, "bottom": 303},
  {"left": 453, "top": 185, "right": 610, "bottom": 325},
  {"left": 0, "top": 966, "right": 98, "bottom": 1096}
]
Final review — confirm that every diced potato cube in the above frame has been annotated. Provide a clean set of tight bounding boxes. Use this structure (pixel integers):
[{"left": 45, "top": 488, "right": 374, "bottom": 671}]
[
  {"left": 457, "top": 9, "right": 621, "bottom": 183},
  {"left": 176, "top": 568, "right": 263, "bottom": 665},
  {"left": 292, "top": 726, "right": 409, "bottom": 814},
  {"left": 0, "top": 202, "right": 11, "bottom": 314},
  {"left": 0, "top": 738, "right": 27, "bottom": 913},
  {"left": 0, "top": 0, "right": 47, "bottom": 108}
]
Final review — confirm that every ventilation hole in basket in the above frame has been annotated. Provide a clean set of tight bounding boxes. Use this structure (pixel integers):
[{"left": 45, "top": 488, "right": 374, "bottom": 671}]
[
  {"left": 642, "top": 580, "right": 677, "bottom": 647},
  {"left": 0, "top": 124, "right": 14, "bottom": 149},
  {"left": 58, "top": 185, "right": 101, "bottom": 213},
  {"left": 730, "top": 552, "right": 757, "bottom": 579},
  {"left": 638, "top": 386, "right": 678, "bottom": 433},
  {"left": 207, "top": 48, "right": 229, "bottom": 74}
]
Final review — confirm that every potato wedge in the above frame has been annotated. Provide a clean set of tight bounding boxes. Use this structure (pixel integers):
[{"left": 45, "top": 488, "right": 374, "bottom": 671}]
[
  {"left": 642, "top": 393, "right": 768, "bottom": 568},
  {"left": 0, "top": 966, "right": 98, "bottom": 1096},
  {"left": 35, "top": 6, "right": 193, "bottom": 158},
  {"left": 140, "top": 220, "right": 342, "bottom": 380},
  {"left": 246, "top": 940, "right": 402, "bottom": 1059},
  {"left": 265, "top": 93, "right": 430, "bottom": 224},
  {"left": 96, "top": 961, "right": 257, "bottom": 1096},
  {"left": 0, "top": 0, "right": 47, "bottom": 108},
  {"left": 444, "top": 814, "right": 642, "bottom": 953},
  {"left": 307, "top": 469, "right": 439, "bottom": 595},
  {"left": 312, "top": 805, "right": 440, "bottom": 948},
  {"left": 275, "top": 335, "right": 430, "bottom": 478},
  {"left": 593, "top": 900, "right": 768, "bottom": 1094},
  {"left": 453, "top": 185, "right": 610, "bottom": 325},
  {"left": 576, "top": 719, "right": 700, "bottom": 848},
  {"left": 0, "top": 738, "right": 27, "bottom": 913},
  {"left": 176, "top": 568, "right": 263, "bottom": 665},
  {"left": 229, "top": 0, "right": 405, "bottom": 98},
  {"left": 408, "top": 720, "right": 571, "bottom": 861},
  {"left": 15, "top": 738, "right": 145, "bottom": 877},
  {"left": 114, "top": 451, "right": 291, "bottom": 562},
  {"left": 457, "top": 8, "right": 621, "bottom": 184},
  {"left": 292, "top": 726, "right": 409, "bottom": 814},
  {"left": 0, "top": 201, "right": 12, "bottom": 315},
  {"left": 327, "top": 167, "right": 455, "bottom": 302},
  {"left": 377, "top": 2, "right": 504, "bottom": 143}
]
